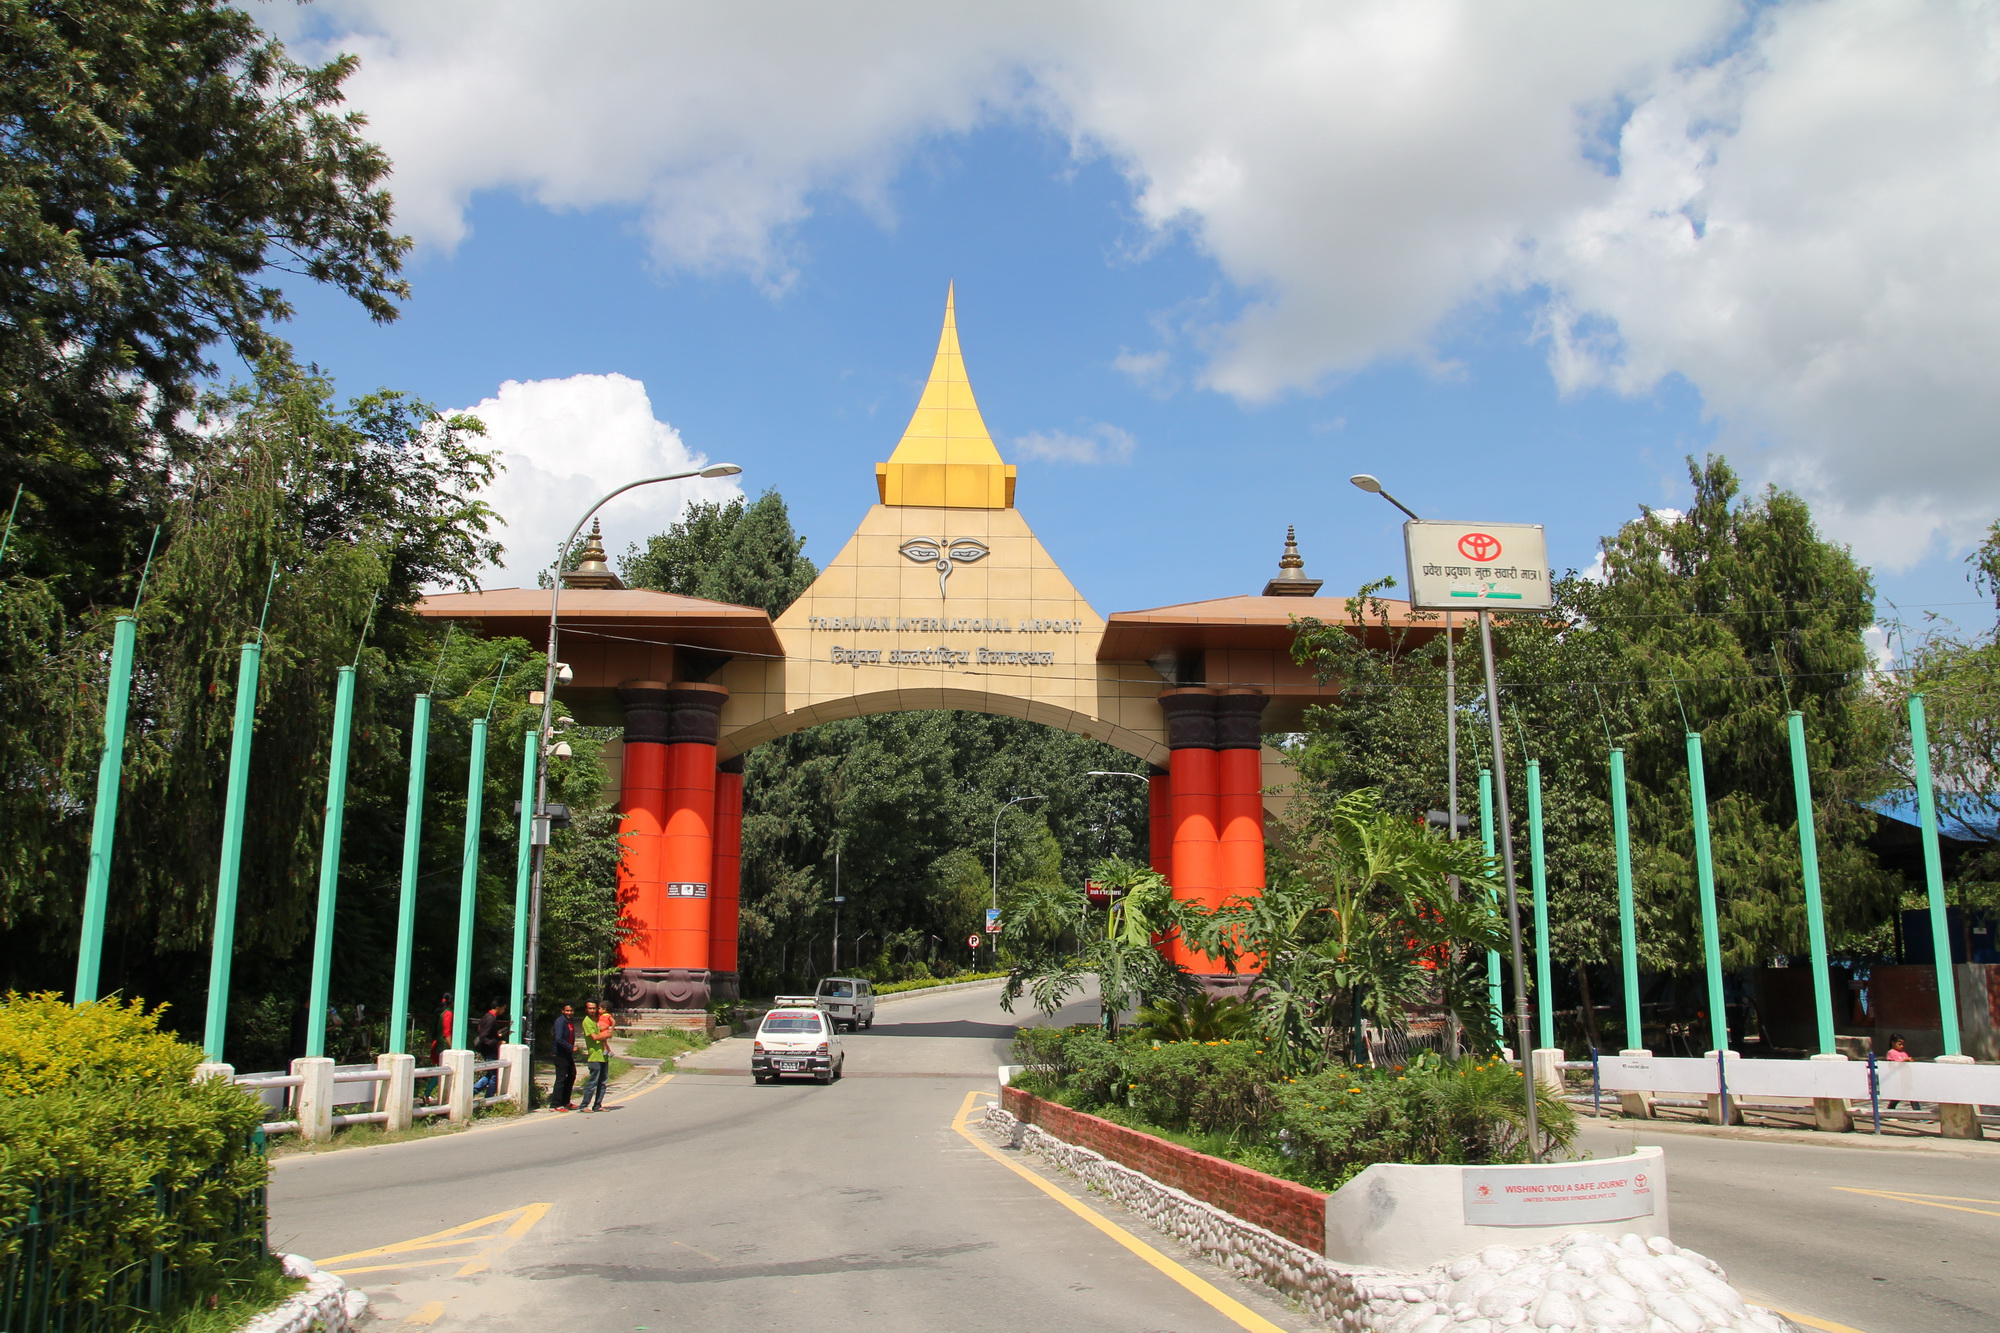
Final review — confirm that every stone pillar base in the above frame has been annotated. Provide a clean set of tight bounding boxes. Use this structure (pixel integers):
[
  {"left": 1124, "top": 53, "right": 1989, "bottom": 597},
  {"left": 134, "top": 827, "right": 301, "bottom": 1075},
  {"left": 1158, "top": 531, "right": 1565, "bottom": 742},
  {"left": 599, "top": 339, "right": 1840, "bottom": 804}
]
[
  {"left": 1704, "top": 1049, "right": 1744, "bottom": 1125},
  {"left": 499, "top": 1042, "right": 531, "bottom": 1111},
  {"left": 708, "top": 971, "right": 741, "bottom": 1002},
  {"left": 1809, "top": 1053, "right": 1852, "bottom": 1132},
  {"left": 376, "top": 1052, "right": 415, "bottom": 1133},
  {"left": 1617, "top": 1049, "right": 1653, "bottom": 1118},
  {"left": 442, "top": 1048, "right": 475, "bottom": 1123},
  {"left": 612, "top": 966, "right": 713, "bottom": 1010},
  {"left": 292, "top": 1056, "right": 336, "bottom": 1143},
  {"left": 1936, "top": 1054, "right": 1983, "bottom": 1140},
  {"left": 1530, "top": 1047, "right": 1566, "bottom": 1096}
]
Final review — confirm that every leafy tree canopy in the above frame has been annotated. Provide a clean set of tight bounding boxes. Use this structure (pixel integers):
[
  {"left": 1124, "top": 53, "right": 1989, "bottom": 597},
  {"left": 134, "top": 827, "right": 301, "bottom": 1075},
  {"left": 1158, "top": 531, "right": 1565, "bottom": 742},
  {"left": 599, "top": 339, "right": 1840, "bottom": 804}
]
[{"left": 622, "top": 490, "right": 816, "bottom": 617}]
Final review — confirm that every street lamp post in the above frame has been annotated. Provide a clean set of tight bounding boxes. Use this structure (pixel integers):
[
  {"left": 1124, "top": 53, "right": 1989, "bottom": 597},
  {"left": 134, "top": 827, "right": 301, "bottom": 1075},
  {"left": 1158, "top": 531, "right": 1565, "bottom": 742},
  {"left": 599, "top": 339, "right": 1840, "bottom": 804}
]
[
  {"left": 1349, "top": 472, "right": 1540, "bottom": 1160},
  {"left": 991, "top": 794, "right": 1046, "bottom": 965},
  {"left": 523, "top": 462, "right": 742, "bottom": 1084}
]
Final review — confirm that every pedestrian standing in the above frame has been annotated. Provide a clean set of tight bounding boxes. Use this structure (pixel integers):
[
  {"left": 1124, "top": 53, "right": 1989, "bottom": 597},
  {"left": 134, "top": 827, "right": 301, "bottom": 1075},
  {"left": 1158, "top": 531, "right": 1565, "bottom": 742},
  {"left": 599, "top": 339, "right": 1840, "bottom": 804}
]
[
  {"left": 578, "top": 1001, "right": 613, "bottom": 1112},
  {"left": 473, "top": 998, "right": 505, "bottom": 1096},
  {"left": 550, "top": 1003, "right": 579, "bottom": 1110}
]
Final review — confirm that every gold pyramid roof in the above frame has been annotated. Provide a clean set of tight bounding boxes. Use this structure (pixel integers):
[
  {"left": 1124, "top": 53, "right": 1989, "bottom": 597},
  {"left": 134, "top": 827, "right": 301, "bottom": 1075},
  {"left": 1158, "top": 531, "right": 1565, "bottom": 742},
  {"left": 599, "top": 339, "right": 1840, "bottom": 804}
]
[{"left": 875, "top": 284, "right": 1016, "bottom": 509}]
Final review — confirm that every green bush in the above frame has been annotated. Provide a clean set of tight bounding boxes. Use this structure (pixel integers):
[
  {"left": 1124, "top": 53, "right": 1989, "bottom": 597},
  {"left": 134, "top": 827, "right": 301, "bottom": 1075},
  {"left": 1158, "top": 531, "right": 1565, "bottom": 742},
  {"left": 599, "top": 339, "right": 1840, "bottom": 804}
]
[
  {"left": 873, "top": 970, "right": 1008, "bottom": 995},
  {"left": 0, "top": 994, "right": 271, "bottom": 1326},
  {"left": 1007, "top": 1029, "right": 1575, "bottom": 1191}
]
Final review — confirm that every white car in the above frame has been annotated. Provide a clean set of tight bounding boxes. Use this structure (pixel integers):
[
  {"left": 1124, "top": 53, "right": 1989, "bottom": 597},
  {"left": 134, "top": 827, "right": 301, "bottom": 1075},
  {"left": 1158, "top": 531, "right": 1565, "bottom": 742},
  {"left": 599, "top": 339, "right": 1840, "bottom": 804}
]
[
  {"left": 752, "top": 1005, "right": 843, "bottom": 1084},
  {"left": 815, "top": 976, "right": 876, "bottom": 1032}
]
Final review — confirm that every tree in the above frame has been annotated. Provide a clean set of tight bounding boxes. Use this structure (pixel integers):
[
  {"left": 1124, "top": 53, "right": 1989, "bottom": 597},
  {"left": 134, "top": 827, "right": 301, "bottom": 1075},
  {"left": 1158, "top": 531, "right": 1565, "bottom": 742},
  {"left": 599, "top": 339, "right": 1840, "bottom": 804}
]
[
  {"left": 999, "top": 856, "right": 1195, "bottom": 1033},
  {"left": 1292, "top": 457, "right": 1895, "bottom": 1047},
  {"left": 1, "top": 0, "right": 408, "bottom": 600},
  {"left": 622, "top": 491, "right": 816, "bottom": 616}
]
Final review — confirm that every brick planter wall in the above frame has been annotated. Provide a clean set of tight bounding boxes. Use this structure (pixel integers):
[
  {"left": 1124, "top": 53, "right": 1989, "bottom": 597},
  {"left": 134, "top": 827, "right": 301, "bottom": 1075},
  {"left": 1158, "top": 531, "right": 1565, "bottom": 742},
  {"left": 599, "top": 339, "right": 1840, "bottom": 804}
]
[{"left": 1000, "top": 1086, "right": 1326, "bottom": 1252}]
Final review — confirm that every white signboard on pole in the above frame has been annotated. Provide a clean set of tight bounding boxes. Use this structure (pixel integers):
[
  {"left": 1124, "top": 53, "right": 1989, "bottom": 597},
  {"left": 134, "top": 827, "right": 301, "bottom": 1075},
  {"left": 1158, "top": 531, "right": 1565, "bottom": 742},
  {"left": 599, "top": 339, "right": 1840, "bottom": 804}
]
[{"left": 1404, "top": 521, "right": 1553, "bottom": 612}]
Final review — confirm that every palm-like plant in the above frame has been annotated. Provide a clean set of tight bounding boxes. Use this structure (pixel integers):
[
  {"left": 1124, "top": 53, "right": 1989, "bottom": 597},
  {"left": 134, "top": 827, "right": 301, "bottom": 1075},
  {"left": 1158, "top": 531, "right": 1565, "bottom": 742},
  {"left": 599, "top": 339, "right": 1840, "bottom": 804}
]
[
  {"left": 1133, "top": 991, "right": 1258, "bottom": 1043},
  {"left": 999, "top": 856, "right": 1195, "bottom": 1034},
  {"left": 1183, "top": 787, "right": 1506, "bottom": 1067}
]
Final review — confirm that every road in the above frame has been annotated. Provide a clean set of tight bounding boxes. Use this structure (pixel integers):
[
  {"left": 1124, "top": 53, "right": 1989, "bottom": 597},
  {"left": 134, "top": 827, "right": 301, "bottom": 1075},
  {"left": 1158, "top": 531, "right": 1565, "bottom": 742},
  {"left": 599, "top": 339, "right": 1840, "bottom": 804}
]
[
  {"left": 1578, "top": 1121, "right": 2000, "bottom": 1333},
  {"left": 268, "top": 980, "right": 1998, "bottom": 1333},
  {"left": 268, "top": 981, "right": 1315, "bottom": 1333}
]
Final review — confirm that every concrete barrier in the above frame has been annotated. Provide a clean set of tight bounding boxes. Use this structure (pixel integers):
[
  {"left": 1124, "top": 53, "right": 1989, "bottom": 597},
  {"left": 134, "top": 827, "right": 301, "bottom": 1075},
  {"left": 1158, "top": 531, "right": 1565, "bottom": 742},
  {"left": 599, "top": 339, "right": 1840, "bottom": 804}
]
[
  {"left": 441, "top": 1048, "right": 475, "bottom": 1123},
  {"left": 291, "top": 1056, "right": 336, "bottom": 1143},
  {"left": 375, "top": 1052, "right": 415, "bottom": 1132},
  {"left": 1323, "top": 1147, "right": 1669, "bottom": 1271}
]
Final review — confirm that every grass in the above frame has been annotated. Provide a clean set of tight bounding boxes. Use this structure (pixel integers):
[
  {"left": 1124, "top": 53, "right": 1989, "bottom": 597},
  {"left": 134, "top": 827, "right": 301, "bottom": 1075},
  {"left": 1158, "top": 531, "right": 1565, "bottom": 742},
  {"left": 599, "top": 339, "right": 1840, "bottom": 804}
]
[
  {"left": 629, "top": 1028, "right": 711, "bottom": 1061},
  {"left": 265, "top": 1100, "right": 524, "bottom": 1157},
  {"left": 136, "top": 1257, "right": 303, "bottom": 1332}
]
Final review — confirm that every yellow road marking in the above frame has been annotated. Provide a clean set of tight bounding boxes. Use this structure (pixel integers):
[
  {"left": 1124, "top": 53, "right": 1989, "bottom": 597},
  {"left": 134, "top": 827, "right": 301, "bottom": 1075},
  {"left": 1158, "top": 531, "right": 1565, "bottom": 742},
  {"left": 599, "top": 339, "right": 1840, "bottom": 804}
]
[
  {"left": 1834, "top": 1186, "right": 2000, "bottom": 1219},
  {"left": 949, "top": 1091, "right": 1288, "bottom": 1333},
  {"left": 613, "top": 1072, "right": 675, "bottom": 1105},
  {"left": 404, "top": 1301, "right": 445, "bottom": 1325},
  {"left": 317, "top": 1202, "right": 551, "bottom": 1278},
  {"left": 1768, "top": 1308, "right": 1869, "bottom": 1333}
]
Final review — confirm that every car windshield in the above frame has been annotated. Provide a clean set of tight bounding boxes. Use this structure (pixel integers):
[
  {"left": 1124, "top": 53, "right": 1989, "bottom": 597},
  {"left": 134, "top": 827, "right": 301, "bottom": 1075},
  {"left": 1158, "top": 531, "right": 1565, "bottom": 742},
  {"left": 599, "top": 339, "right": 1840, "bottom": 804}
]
[
  {"left": 819, "top": 981, "right": 855, "bottom": 997},
  {"left": 761, "top": 1014, "right": 823, "bottom": 1034}
]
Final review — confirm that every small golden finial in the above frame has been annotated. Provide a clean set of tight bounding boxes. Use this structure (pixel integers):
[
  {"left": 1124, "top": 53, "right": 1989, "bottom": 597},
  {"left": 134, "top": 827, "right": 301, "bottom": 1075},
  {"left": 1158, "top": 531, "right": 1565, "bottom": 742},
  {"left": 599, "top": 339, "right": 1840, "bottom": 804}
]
[
  {"left": 1262, "top": 525, "right": 1323, "bottom": 597},
  {"left": 561, "top": 518, "right": 625, "bottom": 589}
]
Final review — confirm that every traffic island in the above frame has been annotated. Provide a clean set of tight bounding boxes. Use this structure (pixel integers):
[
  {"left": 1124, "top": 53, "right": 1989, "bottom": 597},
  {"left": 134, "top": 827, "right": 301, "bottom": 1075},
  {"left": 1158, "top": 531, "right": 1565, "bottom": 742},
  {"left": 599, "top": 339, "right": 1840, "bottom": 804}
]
[{"left": 989, "top": 1091, "right": 1799, "bottom": 1332}]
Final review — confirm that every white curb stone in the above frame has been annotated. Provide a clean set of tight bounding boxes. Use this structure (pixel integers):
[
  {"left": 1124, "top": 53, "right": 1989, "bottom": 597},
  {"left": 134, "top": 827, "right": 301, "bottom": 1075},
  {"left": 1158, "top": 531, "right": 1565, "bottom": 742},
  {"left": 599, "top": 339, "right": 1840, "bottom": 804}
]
[
  {"left": 237, "top": 1255, "right": 367, "bottom": 1333},
  {"left": 983, "top": 1107, "right": 1800, "bottom": 1333}
]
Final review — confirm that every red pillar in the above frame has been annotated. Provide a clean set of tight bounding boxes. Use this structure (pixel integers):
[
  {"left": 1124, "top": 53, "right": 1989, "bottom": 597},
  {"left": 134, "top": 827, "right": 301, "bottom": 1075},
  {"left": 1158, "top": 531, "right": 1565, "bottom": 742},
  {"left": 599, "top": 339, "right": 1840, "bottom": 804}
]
[
  {"left": 708, "top": 755, "right": 744, "bottom": 1000},
  {"left": 615, "top": 684, "right": 670, "bottom": 979},
  {"left": 1147, "top": 763, "right": 1173, "bottom": 883},
  {"left": 1158, "top": 688, "right": 1221, "bottom": 974},
  {"left": 1216, "top": 689, "right": 1270, "bottom": 974},
  {"left": 657, "top": 683, "right": 727, "bottom": 1008}
]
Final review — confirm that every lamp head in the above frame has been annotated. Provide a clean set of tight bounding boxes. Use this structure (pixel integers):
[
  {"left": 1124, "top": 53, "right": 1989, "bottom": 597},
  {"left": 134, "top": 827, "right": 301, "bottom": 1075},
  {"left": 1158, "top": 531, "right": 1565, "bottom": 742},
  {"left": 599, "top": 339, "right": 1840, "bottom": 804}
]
[
  {"left": 699, "top": 463, "right": 743, "bottom": 478},
  {"left": 1349, "top": 474, "right": 1383, "bottom": 494}
]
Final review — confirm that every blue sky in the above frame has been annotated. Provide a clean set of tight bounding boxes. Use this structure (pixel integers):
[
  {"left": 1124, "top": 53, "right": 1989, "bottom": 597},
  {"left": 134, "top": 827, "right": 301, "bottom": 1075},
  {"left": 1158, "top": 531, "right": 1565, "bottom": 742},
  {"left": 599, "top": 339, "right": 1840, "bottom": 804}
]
[{"left": 263, "top": 2, "right": 2000, "bottom": 639}]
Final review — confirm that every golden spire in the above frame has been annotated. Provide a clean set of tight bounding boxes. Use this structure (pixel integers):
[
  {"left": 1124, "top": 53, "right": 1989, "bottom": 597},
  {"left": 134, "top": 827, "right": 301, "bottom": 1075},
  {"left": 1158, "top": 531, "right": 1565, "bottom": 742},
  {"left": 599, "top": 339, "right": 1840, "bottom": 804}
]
[{"left": 876, "top": 283, "right": 1016, "bottom": 508}]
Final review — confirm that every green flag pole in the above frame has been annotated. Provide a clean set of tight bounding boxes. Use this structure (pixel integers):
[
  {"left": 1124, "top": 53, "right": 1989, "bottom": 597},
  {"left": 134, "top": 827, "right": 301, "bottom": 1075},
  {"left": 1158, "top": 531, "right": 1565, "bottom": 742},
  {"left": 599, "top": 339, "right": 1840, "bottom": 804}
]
[
  {"left": 510, "top": 729, "right": 538, "bottom": 1044},
  {"left": 1908, "top": 695, "right": 1962, "bottom": 1056},
  {"left": 1526, "top": 759, "right": 1553, "bottom": 1050},
  {"left": 453, "top": 717, "right": 490, "bottom": 1051},
  {"left": 389, "top": 694, "right": 431, "bottom": 1055},
  {"left": 1479, "top": 768, "right": 1501, "bottom": 1030},
  {"left": 76, "top": 614, "right": 137, "bottom": 1002},
  {"left": 1786, "top": 711, "right": 1836, "bottom": 1055},
  {"left": 1610, "top": 747, "right": 1642, "bottom": 1052},
  {"left": 305, "top": 666, "right": 359, "bottom": 1058},
  {"left": 1686, "top": 731, "right": 1729, "bottom": 1054},
  {"left": 203, "top": 640, "right": 264, "bottom": 1061}
]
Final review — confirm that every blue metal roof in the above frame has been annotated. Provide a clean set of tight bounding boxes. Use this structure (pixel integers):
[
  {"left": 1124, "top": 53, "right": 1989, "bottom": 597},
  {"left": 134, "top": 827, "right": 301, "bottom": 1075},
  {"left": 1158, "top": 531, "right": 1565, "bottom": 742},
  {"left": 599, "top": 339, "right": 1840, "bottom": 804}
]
[{"left": 1867, "top": 794, "right": 2000, "bottom": 843}]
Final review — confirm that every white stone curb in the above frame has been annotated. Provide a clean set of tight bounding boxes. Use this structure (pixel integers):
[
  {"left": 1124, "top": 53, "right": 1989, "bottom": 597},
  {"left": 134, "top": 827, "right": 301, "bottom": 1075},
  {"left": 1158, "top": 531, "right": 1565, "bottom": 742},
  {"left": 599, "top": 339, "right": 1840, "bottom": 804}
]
[
  {"left": 237, "top": 1255, "right": 368, "bottom": 1333},
  {"left": 983, "top": 1107, "right": 1802, "bottom": 1333}
]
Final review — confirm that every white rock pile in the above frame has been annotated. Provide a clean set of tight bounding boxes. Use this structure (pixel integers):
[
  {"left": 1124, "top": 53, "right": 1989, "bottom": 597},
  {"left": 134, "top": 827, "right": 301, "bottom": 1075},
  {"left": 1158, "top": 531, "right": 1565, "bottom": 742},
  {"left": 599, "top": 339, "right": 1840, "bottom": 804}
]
[
  {"left": 236, "top": 1255, "right": 368, "bottom": 1333},
  {"left": 1380, "top": 1232, "right": 1797, "bottom": 1333}
]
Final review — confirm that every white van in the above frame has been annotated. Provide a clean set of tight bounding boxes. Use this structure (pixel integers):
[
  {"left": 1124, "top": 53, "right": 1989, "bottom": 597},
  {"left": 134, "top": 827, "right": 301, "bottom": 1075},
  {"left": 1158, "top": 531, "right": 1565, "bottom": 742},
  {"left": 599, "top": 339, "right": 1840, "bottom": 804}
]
[{"left": 815, "top": 976, "right": 876, "bottom": 1032}]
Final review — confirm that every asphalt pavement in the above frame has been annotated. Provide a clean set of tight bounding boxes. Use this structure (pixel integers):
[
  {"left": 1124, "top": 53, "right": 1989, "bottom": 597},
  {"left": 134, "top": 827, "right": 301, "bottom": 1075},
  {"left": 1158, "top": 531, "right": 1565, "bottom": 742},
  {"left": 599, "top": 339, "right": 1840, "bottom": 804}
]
[
  {"left": 268, "top": 981, "right": 1997, "bottom": 1333},
  {"left": 1578, "top": 1120, "right": 2000, "bottom": 1333},
  {"left": 268, "top": 980, "right": 1317, "bottom": 1333}
]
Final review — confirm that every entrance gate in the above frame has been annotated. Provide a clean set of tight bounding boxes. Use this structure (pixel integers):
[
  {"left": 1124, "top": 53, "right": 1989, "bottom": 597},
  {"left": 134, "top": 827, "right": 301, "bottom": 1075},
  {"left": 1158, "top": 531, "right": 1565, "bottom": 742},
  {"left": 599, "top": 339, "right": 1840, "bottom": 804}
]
[{"left": 419, "top": 289, "right": 1430, "bottom": 1007}]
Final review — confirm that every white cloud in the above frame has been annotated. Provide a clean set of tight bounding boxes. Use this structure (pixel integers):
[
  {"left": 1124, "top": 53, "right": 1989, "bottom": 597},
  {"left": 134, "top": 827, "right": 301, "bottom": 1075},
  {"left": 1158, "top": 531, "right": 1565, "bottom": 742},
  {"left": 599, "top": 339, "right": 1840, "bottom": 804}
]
[
  {"left": 274, "top": 1, "right": 2000, "bottom": 565},
  {"left": 1014, "top": 422, "right": 1137, "bottom": 464},
  {"left": 1111, "top": 348, "right": 1170, "bottom": 390},
  {"left": 457, "top": 374, "right": 743, "bottom": 588}
]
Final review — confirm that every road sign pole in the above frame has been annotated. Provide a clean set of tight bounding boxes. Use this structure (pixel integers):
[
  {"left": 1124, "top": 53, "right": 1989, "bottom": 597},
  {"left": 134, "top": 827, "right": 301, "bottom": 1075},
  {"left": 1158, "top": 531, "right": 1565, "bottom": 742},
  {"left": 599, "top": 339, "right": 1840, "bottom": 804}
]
[{"left": 1478, "top": 609, "right": 1541, "bottom": 1161}]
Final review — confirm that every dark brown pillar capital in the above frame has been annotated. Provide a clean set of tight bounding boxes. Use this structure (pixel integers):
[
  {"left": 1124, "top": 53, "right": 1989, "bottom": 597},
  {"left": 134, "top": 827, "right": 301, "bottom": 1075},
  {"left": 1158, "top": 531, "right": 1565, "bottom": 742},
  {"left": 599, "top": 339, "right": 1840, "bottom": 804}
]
[
  {"left": 718, "top": 753, "right": 745, "bottom": 776},
  {"left": 1158, "top": 687, "right": 1220, "bottom": 750},
  {"left": 617, "top": 680, "right": 671, "bottom": 744},
  {"left": 1215, "top": 690, "right": 1270, "bottom": 750},
  {"left": 1147, "top": 762, "right": 1169, "bottom": 778},
  {"left": 665, "top": 681, "right": 729, "bottom": 746}
]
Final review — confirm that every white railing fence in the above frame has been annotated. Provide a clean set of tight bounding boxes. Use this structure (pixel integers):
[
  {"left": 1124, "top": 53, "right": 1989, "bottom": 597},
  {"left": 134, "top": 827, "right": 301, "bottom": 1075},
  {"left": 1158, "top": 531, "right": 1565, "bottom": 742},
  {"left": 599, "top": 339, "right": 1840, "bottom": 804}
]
[{"left": 196, "top": 1043, "right": 531, "bottom": 1142}]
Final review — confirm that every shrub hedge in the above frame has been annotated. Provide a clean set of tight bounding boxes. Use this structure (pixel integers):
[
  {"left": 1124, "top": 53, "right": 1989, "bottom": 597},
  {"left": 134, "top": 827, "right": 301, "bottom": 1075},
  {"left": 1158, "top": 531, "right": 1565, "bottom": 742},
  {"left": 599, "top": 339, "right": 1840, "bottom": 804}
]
[
  {"left": 0, "top": 994, "right": 272, "bottom": 1327},
  {"left": 1010, "top": 1025, "right": 1575, "bottom": 1190}
]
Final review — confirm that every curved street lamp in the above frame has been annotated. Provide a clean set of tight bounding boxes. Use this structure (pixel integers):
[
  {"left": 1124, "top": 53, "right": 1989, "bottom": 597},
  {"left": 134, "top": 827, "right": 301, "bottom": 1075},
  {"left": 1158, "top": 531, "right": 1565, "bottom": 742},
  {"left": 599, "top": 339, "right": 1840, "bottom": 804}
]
[
  {"left": 522, "top": 462, "right": 742, "bottom": 1068},
  {"left": 989, "top": 794, "right": 1047, "bottom": 967}
]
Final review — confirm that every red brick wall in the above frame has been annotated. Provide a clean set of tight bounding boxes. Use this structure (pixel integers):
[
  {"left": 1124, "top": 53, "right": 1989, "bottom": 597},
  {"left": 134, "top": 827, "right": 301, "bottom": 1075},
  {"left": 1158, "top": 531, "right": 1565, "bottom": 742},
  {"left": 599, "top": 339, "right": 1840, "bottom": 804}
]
[{"left": 1001, "top": 1087, "right": 1326, "bottom": 1252}]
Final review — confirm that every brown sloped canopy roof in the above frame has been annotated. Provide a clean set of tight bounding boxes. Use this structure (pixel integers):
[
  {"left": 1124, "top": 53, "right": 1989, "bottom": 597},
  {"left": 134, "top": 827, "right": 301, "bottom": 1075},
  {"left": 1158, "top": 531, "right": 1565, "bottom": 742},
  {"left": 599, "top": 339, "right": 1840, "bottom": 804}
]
[
  {"left": 1097, "top": 594, "right": 1439, "bottom": 662},
  {"left": 415, "top": 587, "right": 784, "bottom": 657}
]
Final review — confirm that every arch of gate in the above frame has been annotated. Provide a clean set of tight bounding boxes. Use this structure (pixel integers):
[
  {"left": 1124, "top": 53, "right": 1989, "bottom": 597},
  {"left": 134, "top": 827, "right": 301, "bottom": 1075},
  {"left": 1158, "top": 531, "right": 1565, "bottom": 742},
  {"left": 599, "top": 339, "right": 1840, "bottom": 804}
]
[{"left": 418, "top": 286, "right": 1436, "bottom": 1012}]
